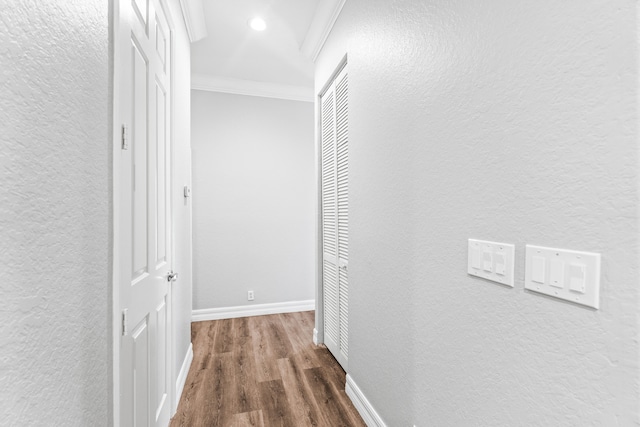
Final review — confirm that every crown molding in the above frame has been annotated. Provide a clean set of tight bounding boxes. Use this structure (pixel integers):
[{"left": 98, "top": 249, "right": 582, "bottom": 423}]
[
  {"left": 191, "top": 74, "right": 314, "bottom": 103},
  {"left": 179, "top": 0, "right": 208, "bottom": 42},
  {"left": 300, "top": 0, "right": 347, "bottom": 62}
]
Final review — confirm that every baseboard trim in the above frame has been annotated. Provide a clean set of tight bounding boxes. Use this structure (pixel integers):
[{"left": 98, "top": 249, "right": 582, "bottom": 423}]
[
  {"left": 192, "top": 300, "right": 315, "bottom": 322},
  {"left": 313, "top": 328, "right": 319, "bottom": 345},
  {"left": 345, "top": 374, "right": 387, "bottom": 427},
  {"left": 174, "top": 343, "right": 193, "bottom": 412}
]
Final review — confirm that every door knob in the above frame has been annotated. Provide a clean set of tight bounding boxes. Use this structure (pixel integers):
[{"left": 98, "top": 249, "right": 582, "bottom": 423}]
[{"left": 167, "top": 271, "right": 178, "bottom": 282}]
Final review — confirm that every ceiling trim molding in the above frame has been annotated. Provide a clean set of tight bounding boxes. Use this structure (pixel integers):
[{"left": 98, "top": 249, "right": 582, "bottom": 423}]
[
  {"left": 179, "top": 0, "right": 208, "bottom": 42},
  {"left": 300, "top": 0, "right": 348, "bottom": 62},
  {"left": 191, "top": 74, "right": 314, "bottom": 103}
]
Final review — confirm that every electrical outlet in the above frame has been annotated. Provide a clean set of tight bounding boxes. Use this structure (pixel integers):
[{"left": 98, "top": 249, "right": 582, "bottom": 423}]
[{"left": 247, "top": 290, "right": 254, "bottom": 301}]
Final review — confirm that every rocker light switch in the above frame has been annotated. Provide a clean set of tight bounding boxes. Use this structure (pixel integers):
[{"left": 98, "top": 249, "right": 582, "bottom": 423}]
[
  {"left": 569, "top": 264, "right": 586, "bottom": 293},
  {"left": 471, "top": 246, "right": 482, "bottom": 270},
  {"left": 483, "top": 248, "right": 493, "bottom": 272},
  {"left": 495, "top": 252, "right": 506, "bottom": 276},
  {"left": 549, "top": 259, "right": 565, "bottom": 289},
  {"left": 532, "top": 256, "right": 546, "bottom": 284}
]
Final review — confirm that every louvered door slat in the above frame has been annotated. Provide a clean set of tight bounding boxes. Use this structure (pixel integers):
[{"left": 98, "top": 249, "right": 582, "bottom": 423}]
[{"left": 321, "top": 89, "right": 336, "bottom": 259}]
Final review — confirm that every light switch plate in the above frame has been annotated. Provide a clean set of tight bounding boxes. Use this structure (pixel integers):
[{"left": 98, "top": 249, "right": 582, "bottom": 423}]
[
  {"left": 468, "top": 239, "right": 515, "bottom": 287},
  {"left": 524, "top": 245, "right": 601, "bottom": 309}
]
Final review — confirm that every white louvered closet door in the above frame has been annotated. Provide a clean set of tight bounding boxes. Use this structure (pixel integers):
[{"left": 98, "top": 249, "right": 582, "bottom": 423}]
[{"left": 321, "top": 64, "right": 348, "bottom": 370}]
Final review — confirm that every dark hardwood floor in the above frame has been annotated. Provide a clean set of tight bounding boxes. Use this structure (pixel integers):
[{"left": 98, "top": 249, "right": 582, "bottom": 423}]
[{"left": 170, "top": 311, "right": 366, "bottom": 427}]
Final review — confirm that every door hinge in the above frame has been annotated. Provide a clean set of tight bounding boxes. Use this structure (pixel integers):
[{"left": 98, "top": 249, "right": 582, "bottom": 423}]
[
  {"left": 121, "top": 124, "right": 129, "bottom": 150},
  {"left": 122, "top": 308, "right": 128, "bottom": 336}
]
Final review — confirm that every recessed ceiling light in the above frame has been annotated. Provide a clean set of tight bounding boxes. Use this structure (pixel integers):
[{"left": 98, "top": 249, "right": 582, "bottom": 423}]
[{"left": 249, "top": 17, "right": 267, "bottom": 31}]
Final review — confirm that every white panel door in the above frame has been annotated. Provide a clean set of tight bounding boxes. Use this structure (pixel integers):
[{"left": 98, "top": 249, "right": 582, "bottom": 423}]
[
  {"left": 321, "top": 64, "right": 348, "bottom": 369},
  {"left": 116, "top": 0, "right": 173, "bottom": 425}
]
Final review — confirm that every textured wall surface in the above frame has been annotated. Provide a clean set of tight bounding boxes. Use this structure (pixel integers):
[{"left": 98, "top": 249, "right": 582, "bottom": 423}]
[
  {"left": 317, "top": 0, "right": 639, "bottom": 425},
  {"left": 167, "top": 0, "right": 194, "bottom": 388},
  {"left": 0, "top": 1, "right": 110, "bottom": 425},
  {"left": 191, "top": 91, "right": 315, "bottom": 310}
]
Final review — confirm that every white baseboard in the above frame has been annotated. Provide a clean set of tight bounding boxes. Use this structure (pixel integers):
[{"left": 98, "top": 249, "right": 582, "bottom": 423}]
[
  {"left": 174, "top": 343, "right": 193, "bottom": 412},
  {"left": 345, "top": 374, "right": 387, "bottom": 427},
  {"left": 192, "top": 300, "right": 315, "bottom": 322},
  {"left": 313, "top": 328, "right": 319, "bottom": 345}
]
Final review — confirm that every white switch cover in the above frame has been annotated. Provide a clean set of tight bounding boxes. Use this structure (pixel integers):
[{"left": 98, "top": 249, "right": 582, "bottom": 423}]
[
  {"left": 468, "top": 239, "right": 515, "bottom": 287},
  {"left": 525, "top": 245, "right": 601, "bottom": 309}
]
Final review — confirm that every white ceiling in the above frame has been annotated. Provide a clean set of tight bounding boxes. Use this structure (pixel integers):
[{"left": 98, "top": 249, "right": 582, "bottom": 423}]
[{"left": 191, "top": 0, "right": 321, "bottom": 88}]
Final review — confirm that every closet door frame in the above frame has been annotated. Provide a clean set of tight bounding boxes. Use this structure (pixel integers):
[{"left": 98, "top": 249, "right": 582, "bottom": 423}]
[{"left": 315, "top": 54, "right": 348, "bottom": 365}]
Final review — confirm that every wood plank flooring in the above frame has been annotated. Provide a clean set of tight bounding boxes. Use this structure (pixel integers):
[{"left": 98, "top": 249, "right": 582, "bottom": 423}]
[{"left": 170, "top": 311, "right": 366, "bottom": 427}]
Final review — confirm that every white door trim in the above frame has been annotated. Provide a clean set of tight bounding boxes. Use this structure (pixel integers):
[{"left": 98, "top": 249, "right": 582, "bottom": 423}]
[
  {"left": 174, "top": 343, "right": 193, "bottom": 410},
  {"left": 111, "top": 2, "right": 124, "bottom": 423},
  {"left": 314, "top": 84, "right": 325, "bottom": 346},
  {"left": 162, "top": 0, "right": 179, "bottom": 415},
  {"left": 111, "top": 0, "right": 177, "bottom": 424}
]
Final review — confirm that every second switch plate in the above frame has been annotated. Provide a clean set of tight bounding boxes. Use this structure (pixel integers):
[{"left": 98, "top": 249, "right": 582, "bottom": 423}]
[
  {"left": 525, "top": 245, "right": 601, "bottom": 309},
  {"left": 468, "top": 239, "right": 515, "bottom": 287}
]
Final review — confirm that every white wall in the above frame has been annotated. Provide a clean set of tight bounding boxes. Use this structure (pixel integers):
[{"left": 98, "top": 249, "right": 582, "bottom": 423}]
[
  {"left": 191, "top": 91, "right": 315, "bottom": 310},
  {"left": 166, "top": 0, "right": 193, "bottom": 402},
  {"left": 0, "top": 1, "right": 109, "bottom": 425},
  {"left": 317, "top": 0, "right": 639, "bottom": 425}
]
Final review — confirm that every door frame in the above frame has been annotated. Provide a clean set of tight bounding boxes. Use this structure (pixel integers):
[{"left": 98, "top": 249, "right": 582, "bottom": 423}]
[
  {"left": 314, "top": 53, "right": 348, "bottom": 349},
  {"left": 111, "top": 0, "right": 177, "bottom": 424}
]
